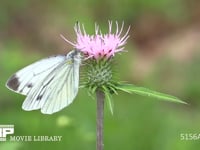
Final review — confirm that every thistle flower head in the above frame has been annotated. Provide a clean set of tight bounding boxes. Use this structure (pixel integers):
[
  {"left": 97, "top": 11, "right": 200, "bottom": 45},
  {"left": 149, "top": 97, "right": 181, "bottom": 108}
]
[{"left": 62, "top": 21, "right": 130, "bottom": 60}]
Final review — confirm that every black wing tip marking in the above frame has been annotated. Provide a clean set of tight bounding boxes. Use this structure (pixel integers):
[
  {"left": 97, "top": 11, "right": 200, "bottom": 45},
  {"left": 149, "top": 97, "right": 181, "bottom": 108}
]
[{"left": 6, "top": 75, "right": 20, "bottom": 91}]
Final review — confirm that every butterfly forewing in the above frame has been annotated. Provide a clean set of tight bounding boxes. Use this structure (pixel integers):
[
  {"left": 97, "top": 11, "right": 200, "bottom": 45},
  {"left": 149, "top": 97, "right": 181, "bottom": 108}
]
[{"left": 6, "top": 55, "right": 66, "bottom": 95}]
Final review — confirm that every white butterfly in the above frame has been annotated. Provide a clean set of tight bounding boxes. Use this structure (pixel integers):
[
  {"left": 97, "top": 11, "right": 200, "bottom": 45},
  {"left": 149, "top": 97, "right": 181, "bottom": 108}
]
[{"left": 6, "top": 50, "right": 81, "bottom": 114}]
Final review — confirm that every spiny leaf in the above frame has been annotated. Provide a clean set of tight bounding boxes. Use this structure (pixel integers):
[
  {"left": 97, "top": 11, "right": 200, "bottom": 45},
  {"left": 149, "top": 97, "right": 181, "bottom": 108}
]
[
  {"left": 116, "top": 84, "right": 187, "bottom": 104},
  {"left": 103, "top": 86, "right": 114, "bottom": 115}
]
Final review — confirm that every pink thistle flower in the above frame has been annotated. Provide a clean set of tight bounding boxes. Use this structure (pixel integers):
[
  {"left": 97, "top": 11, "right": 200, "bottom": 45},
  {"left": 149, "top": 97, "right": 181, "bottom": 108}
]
[{"left": 61, "top": 21, "right": 130, "bottom": 59}]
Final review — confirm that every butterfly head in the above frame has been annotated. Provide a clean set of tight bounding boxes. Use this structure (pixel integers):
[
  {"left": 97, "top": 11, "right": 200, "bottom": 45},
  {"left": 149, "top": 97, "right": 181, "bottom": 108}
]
[{"left": 67, "top": 49, "right": 82, "bottom": 64}]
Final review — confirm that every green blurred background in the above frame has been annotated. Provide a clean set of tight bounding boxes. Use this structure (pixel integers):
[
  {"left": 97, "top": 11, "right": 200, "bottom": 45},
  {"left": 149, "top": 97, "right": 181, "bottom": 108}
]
[{"left": 1, "top": 0, "right": 200, "bottom": 149}]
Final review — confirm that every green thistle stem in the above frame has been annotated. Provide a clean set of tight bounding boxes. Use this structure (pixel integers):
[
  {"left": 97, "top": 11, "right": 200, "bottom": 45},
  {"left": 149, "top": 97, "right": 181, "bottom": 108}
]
[{"left": 96, "top": 90, "right": 104, "bottom": 150}]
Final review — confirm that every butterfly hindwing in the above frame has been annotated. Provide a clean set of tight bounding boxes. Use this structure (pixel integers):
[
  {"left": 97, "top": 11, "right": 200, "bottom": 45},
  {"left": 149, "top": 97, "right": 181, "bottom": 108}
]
[{"left": 42, "top": 61, "right": 79, "bottom": 114}]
